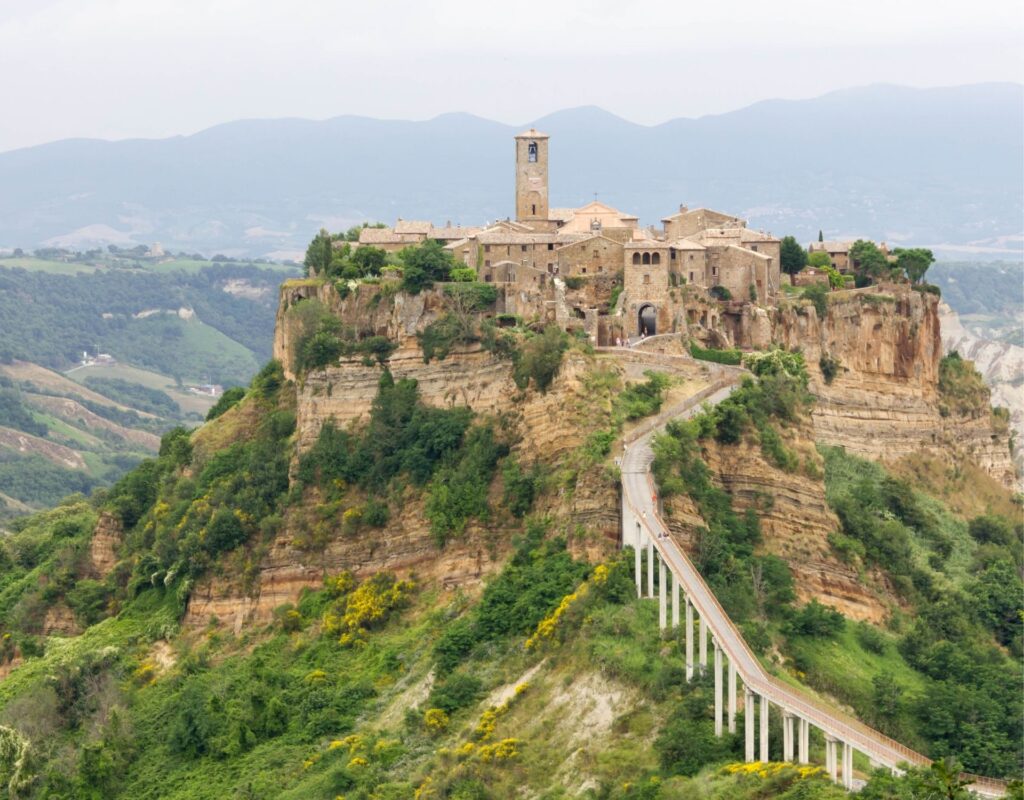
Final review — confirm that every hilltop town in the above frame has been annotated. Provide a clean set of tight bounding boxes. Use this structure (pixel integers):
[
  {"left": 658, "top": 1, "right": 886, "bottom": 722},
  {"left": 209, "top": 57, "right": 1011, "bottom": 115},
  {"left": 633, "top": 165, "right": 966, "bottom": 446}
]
[{"left": 334, "top": 130, "right": 905, "bottom": 352}]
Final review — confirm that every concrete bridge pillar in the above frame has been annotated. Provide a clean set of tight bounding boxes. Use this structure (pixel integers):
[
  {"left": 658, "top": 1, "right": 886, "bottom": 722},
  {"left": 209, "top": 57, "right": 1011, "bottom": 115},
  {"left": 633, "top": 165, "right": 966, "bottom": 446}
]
[
  {"left": 633, "top": 525, "right": 642, "bottom": 598},
  {"left": 744, "top": 689, "right": 755, "bottom": 763},
  {"left": 658, "top": 555, "right": 667, "bottom": 630},
  {"left": 646, "top": 537, "right": 654, "bottom": 598},
  {"left": 782, "top": 712, "right": 794, "bottom": 762},
  {"left": 798, "top": 718, "right": 810, "bottom": 764},
  {"left": 713, "top": 641, "right": 723, "bottom": 737},
  {"left": 727, "top": 659, "right": 737, "bottom": 733},
  {"left": 759, "top": 694, "right": 769, "bottom": 762},
  {"left": 842, "top": 742, "right": 854, "bottom": 789},
  {"left": 825, "top": 736, "right": 838, "bottom": 782},
  {"left": 671, "top": 571, "right": 680, "bottom": 628},
  {"left": 685, "top": 598, "right": 694, "bottom": 681},
  {"left": 699, "top": 616, "right": 707, "bottom": 673}
]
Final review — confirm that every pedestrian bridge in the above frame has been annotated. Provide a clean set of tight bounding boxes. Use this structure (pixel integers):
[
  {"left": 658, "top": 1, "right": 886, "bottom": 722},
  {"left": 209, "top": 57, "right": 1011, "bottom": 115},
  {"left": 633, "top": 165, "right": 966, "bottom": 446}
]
[{"left": 617, "top": 365, "right": 1007, "bottom": 797}]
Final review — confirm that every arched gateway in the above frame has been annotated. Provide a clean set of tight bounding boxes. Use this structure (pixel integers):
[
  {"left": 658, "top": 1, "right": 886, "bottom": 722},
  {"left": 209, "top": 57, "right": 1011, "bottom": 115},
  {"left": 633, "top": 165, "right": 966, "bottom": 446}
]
[{"left": 638, "top": 304, "right": 657, "bottom": 336}]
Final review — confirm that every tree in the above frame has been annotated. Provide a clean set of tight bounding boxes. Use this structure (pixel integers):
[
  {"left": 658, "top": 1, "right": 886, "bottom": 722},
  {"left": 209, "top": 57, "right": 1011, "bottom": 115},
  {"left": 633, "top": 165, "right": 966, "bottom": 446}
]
[
  {"left": 893, "top": 247, "right": 935, "bottom": 284},
  {"left": 849, "top": 240, "right": 891, "bottom": 284},
  {"left": 303, "top": 228, "right": 335, "bottom": 277},
  {"left": 350, "top": 246, "right": 387, "bottom": 277},
  {"left": 399, "top": 240, "right": 454, "bottom": 294},
  {"left": 780, "top": 235, "right": 808, "bottom": 275},
  {"left": 818, "top": 230, "right": 824, "bottom": 242},
  {"left": 807, "top": 251, "right": 831, "bottom": 268}
]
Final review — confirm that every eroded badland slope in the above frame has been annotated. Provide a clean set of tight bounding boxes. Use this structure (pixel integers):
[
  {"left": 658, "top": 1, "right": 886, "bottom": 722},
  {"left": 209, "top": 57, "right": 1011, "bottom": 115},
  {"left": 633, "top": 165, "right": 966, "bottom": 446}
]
[{"left": 0, "top": 277, "right": 1018, "bottom": 799}]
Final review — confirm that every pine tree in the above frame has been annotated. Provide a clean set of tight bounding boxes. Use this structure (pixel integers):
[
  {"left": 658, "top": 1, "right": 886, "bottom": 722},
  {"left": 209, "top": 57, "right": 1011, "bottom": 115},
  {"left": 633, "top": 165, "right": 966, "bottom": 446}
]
[{"left": 818, "top": 229, "right": 824, "bottom": 242}]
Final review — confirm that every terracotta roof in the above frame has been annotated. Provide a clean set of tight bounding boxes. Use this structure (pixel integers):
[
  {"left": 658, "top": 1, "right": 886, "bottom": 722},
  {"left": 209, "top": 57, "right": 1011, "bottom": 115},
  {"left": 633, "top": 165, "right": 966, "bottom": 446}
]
[
  {"left": 624, "top": 239, "right": 671, "bottom": 249},
  {"left": 810, "top": 241, "right": 851, "bottom": 253},
  {"left": 554, "top": 234, "right": 624, "bottom": 251},
  {"left": 515, "top": 128, "right": 549, "bottom": 139},
  {"left": 549, "top": 208, "right": 576, "bottom": 222},
  {"left": 358, "top": 228, "right": 405, "bottom": 244},
  {"left": 661, "top": 206, "right": 745, "bottom": 222},
  {"left": 430, "top": 225, "right": 481, "bottom": 240},
  {"left": 669, "top": 239, "right": 707, "bottom": 251},
  {"left": 724, "top": 244, "right": 772, "bottom": 261},
  {"left": 394, "top": 220, "right": 432, "bottom": 234}
]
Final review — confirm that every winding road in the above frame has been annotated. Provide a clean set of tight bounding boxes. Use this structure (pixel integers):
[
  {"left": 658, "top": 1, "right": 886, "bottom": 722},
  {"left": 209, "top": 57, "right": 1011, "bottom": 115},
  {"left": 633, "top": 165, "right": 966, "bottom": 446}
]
[{"left": 615, "top": 353, "right": 1006, "bottom": 798}]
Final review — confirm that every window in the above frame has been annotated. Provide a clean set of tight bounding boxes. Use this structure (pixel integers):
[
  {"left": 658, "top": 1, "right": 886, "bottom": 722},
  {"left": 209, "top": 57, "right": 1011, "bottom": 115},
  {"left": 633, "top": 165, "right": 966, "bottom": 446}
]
[
  {"left": 484, "top": 273, "right": 492, "bottom": 282},
  {"left": 592, "top": 250, "right": 599, "bottom": 259},
  {"left": 751, "top": 245, "right": 758, "bottom": 252},
  {"left": 531, "top": 204, "right": 536, "bottom": 215},
  {"left": 581, "top": 267, "right": 587, "bottom": 274},
  {"left": 528, "top": 142, "right": 537, "bottom": 162},
  {"left": 652, "top": 253, "right": 661, "bottom": 265},
  {"left": 547, "top": 243, "right": 554, "bottom": 250},
  {"left": 485, "top": 260, "right": 491, "bottom": 267},
  {"left": 712, "top": 267, "right": 718, "bottom": 276},
  {"left": 521, "top": 244, "right": 528, "bottom": 252},
  {"left": 642, "top": 253, "right": 651, "bottom": 265},
  {"left": 689, "top": 272, "right": 694, "bottom": 282},
  {"left": 688, "top": 254, "right": 694, "bottom": 261},
  {"left": 643, "top": 274, "right": 650, "bottom": 285},
  {"left": 484, "top": 245, "right": 491, "bottom": 253}
]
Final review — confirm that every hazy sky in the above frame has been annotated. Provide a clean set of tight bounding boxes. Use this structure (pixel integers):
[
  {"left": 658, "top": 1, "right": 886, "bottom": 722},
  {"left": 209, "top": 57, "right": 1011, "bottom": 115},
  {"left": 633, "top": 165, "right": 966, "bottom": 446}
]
[{"left": 1, "top": 0, "right": 1022, "bottom": 153}]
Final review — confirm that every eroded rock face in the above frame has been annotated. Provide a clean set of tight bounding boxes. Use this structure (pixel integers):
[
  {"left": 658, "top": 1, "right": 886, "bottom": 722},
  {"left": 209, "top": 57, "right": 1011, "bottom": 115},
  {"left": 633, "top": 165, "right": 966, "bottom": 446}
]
[
  {"left": 765, "top": 288, "right": 1015, "bottom": 488},
  {"left": 184, "top": 348, "right": 623, "bottom": 630},
  {"left": 87, "top": 511, "right": 123, "bottom": 579},
  {"left": 664, "top": 423, "right": 893, "bottom": 623}
]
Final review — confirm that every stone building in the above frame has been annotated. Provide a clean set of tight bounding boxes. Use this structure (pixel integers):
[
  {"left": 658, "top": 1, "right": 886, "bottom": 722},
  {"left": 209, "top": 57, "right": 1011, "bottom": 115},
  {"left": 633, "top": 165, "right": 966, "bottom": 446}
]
[{"left": 354, "top": 129, "right": 783, "bottom": 342}]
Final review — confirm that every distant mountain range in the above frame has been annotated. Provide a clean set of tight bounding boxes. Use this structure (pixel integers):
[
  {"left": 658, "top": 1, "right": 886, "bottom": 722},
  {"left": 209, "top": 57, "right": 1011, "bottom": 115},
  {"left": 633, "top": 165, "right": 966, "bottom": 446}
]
[{"left": 1, "top": 83, "right": 1021, "bottom": 258}]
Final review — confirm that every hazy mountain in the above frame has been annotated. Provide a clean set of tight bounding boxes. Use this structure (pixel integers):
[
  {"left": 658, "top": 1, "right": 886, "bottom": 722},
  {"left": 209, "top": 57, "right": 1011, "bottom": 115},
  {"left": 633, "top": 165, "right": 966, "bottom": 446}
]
[{"left": 0, "top": 83, "right": 1020, "bottom": 257}]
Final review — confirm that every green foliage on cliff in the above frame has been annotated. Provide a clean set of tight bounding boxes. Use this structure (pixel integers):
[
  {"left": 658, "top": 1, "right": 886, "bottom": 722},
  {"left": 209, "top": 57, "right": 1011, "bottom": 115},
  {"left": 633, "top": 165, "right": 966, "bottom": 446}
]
[
  {"left": 512, "top": 325, "right": 569, "bottom": 392},
  {"left": 817, "top": 445, "right": 1023, "bottom": 776},
  {"left": 288, "top": 298, "right": 396, "bottom": 371},
  {"left": 937, "top": 351, "right": 989, "bottom": 417},
  {"left": 688, "top": 343, "right": 741, "bottom": 365}
]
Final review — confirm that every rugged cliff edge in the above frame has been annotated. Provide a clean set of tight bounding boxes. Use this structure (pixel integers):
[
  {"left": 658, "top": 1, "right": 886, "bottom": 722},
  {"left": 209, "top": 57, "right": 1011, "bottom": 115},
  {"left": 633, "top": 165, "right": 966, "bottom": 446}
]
[{"left": 767, "top": 287, "right": 1015, "bottom": 488}]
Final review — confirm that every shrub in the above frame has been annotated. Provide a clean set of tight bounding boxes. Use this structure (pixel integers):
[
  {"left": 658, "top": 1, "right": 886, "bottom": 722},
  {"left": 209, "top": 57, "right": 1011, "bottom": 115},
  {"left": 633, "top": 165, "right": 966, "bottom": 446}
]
[
  {"left": 710, "top": 285, "right": 732, "bottom": 301},
  {"left": 206, "top": 386, "right": 246, "bottom": 421},
  {"left": 427, "top": 673, "right": 483, "bottom": 714},
  {"left": 938, "top": 351, "right": 989, "bottom": 417},
  {"left": 785, "top": 600, "right": 845, "bottom": 638},
  {"left": 443, "top": 282, "right": 497, "bottom": 310},
  {"left": 802, "top": 283, "right": 829, "bottom": 318},
  {"left": 689, "top": 343, "right": 741, "bottom": 365},
  {"left": 513, "top": 325, "right": 569, "bottom": 392},
  {"left": 502, "top": 456, "right": 541, "bottom": 518},
  {"left": 563, "top": 276, "right": 584, "bottom": 290},
  {"left": 418, "top": 313, "right": 475, "bottom": 363},
  {"left": 449, "top": 267, "right": 477, "bottom": 283},
  {"left": 819, "top": 354, "right": 840, "bottom": 385},
  {"left": 616, "top": 370, "right": 670, "bottom": 421}
]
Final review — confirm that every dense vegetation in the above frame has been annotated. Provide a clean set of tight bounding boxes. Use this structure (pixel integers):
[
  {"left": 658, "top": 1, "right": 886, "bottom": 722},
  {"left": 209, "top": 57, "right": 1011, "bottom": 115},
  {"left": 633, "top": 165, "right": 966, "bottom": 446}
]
[
  {"left": 816, "top": 445, "right": 1022, "bottom": 776},
  {"left": 297, "top": 372, "right": 508, "bottom": 546},
  {"left": 0, "top": 264, "right": 289, "bottom": 384}
]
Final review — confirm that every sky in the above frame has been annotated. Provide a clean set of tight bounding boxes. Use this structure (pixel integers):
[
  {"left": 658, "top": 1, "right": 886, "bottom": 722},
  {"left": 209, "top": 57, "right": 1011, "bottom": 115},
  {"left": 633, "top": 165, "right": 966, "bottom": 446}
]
[{"left": 0, "top": 0, "right": 1022, "bottom": 153}]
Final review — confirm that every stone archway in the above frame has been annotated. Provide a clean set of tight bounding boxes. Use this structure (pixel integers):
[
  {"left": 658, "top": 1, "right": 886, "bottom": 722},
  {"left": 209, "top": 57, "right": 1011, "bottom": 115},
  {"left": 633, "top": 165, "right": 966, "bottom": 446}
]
[{"left": 638, "top": 304, "right": 657, "bottom": 336}]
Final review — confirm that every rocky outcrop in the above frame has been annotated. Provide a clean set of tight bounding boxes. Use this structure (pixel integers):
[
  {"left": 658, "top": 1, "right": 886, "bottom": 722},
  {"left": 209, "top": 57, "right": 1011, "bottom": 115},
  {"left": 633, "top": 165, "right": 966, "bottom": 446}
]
[
  {"left": 185, "top": 338, "right": 625, "bottom": 630},
  {"left": 664, "top": 423, "right": 893, "bottom": 623},
  {"left": 939, "top": 303, "right": 1024, "bottom": 487},
  {"left": 87, "top": 511, "right": 123, "bottom": 579},
  {"left": 764, "top": 287, "right": 1015, "bottom": 488}
]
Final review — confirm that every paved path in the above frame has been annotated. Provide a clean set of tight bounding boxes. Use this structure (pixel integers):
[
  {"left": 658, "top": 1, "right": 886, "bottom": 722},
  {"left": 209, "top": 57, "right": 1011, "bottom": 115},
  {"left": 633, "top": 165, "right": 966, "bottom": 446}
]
[{"left": 618, "top": 363, "right": 1007, "bottom": 798}]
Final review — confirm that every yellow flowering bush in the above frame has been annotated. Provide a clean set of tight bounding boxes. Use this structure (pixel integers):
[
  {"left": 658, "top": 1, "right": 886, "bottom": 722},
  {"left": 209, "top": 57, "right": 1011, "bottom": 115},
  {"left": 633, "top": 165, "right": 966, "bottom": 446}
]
[
  {"left": 423, "top": 708, "right": 450, "bottom": 733},
  {"left": 476, "top": 738, "right": 520, "bottom": 762}
]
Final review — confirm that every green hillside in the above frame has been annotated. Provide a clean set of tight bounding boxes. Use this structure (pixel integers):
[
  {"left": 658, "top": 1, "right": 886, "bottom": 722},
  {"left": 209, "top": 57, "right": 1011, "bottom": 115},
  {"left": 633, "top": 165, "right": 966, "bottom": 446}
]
[{"left": 0, "top": 346, "right": 1018, "bottom": 799}]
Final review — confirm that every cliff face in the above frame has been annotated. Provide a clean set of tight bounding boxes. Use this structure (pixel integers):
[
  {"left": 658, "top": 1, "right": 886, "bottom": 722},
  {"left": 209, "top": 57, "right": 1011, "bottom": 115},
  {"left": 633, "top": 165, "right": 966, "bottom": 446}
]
[
  {"left": 765, "top": 288, "right": 1015, "bottom": 488},
  {"left": 665, "top": 423, "right": 893, "bottom": 623},
  {"left": 187, "top": 286, "right": 628, "bottom": 629}
]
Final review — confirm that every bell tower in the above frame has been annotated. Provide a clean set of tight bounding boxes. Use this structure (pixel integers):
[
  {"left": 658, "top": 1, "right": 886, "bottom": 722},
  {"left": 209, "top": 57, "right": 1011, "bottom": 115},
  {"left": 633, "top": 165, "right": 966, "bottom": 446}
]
[{"left": 515, "top": 129, "right": 549, "bottom": 224}]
